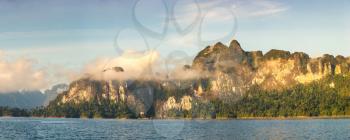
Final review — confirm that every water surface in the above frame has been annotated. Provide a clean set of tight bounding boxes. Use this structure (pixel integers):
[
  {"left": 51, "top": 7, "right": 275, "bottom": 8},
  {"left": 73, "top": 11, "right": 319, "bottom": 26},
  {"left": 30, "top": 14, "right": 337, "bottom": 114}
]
[{"left": 0, "top": 117, "right": 349, "bottom": 139}]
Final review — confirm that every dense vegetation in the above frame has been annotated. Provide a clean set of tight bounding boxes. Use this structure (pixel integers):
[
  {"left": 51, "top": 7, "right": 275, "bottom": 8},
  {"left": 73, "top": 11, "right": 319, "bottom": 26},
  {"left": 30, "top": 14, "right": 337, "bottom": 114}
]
[
  {"left": 0, "top": 107, "right": 30, "bottom": 117},
  {"left": 2, "top": 74, "right": 350, "bottom": 119},
  {"left": 216, "top": 74, "right": 350, "bottom": 118},
  {"left": 31, "top": 100, "right": 138, "bottom": 118}
]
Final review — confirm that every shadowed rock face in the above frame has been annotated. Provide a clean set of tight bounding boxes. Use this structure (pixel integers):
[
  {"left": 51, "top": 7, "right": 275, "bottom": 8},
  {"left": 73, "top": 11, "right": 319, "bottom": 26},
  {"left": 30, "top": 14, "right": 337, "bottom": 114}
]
[
  {"left": 192, "top": 42, "right": 230, "bottom": 72},
  {"left": 246, "top": 51, "right": 263, "bottom": 69},
  {"left": 229, "top": 40, "right": 246, "bottom": 63},
  {"left": 263, "top": 49, "right": 291, "bottom": 60},
  {"left": 289, "top": 52, "right": 310, "bottom": 74}
]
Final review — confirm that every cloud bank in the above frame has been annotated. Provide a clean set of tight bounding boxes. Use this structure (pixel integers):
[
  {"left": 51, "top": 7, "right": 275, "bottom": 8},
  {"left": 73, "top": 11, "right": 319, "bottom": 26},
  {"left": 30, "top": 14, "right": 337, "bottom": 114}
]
[
  {"left": 80, "top": 50, "right": 200, "bottom": 81},
  {"left": 0, "top": 48, "right": 201, "bottom": 93},
  {"left": 81, "top": 50, "right": 160, "bottom": 81},
  {"left": 0, "top": 51, "right": 48, "bottom": 92}
]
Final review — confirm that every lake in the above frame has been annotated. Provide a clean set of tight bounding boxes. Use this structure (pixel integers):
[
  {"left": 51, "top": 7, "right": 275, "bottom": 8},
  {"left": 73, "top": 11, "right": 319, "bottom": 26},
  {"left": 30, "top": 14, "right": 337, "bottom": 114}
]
[{"left": 0, "top": 118, "right": 349, "bottom": 139}]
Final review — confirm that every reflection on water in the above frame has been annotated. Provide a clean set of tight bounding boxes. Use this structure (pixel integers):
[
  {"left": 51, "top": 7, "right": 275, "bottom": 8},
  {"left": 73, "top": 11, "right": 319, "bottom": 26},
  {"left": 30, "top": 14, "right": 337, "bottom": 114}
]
[{"left": 0, "top": 118, "right": 350, "bottom": 140}]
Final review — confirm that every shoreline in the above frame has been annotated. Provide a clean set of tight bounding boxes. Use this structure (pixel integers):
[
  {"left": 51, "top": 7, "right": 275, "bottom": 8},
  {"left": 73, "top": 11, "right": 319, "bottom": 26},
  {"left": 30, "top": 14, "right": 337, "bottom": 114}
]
[
  {"left": 3, "top": 115, "right": 350, "bottom": 120},
  {"left": 236, "top": 115, "right": 350, "bottom": 120}
]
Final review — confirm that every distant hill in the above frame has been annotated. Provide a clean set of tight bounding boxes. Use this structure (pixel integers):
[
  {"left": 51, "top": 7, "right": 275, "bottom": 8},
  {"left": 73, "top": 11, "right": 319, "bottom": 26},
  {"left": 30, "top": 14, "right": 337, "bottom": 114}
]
[{"left": 0, "top": 84, "right": 68, "bottom": 109}]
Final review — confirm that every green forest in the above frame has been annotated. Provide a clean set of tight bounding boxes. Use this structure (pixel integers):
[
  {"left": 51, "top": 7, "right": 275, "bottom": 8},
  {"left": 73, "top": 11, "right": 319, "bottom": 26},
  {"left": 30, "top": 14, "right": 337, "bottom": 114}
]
[{"left": 2, "top": 74, "right": 350, "bottom": 119}]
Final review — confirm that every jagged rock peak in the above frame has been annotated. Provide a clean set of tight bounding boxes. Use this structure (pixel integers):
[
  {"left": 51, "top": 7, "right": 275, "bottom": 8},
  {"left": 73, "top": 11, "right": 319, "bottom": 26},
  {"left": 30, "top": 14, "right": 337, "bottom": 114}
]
[
  {"left": 229, "top": 39, "right": 245, "bottom": 53},
  {"left": 214, "top": 42, "right": 226, "bottom": 47},
  {"left": 320, "top": 54, "right": 336, "bottom": 64},
  {"left": 263, "top": 49, "right": 291, "bottom": 60},
  {"left": 247, "top": 51, "right": 263, "bottom": 57},
  {"left": 246, "top": 51, "right": 263, "bottom": 69},
  {"left": 212, "top": 42, "right": 228, "bottom": 51},
  {"left": 291, "top": 52, "right": 309, "bottom": 59},
  {"left": 336, "top": 55, "right": 346, "bottom": 60},
  {"left": 290, "top": 52, "right": 310, "bottom": 62},
  {"left": 335, "top": 55, "right": 347, "bottom": 63}
]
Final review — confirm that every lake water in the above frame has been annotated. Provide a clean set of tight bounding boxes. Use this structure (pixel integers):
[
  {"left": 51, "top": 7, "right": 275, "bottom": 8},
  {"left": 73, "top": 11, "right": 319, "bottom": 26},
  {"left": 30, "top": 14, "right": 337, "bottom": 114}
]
[{"left": 0, "top": 118, "right": 349, "bottom": 140}]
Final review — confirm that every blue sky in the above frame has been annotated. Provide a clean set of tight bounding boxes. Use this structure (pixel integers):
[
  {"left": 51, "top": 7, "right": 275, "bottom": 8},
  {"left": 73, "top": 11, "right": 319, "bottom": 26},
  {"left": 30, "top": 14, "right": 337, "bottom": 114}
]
[
  {"left": 0, "top": 0, "right": 350, "bottom": 64},
  {"left": 0, "top": 0, "right": 349, "bottom": 73}
]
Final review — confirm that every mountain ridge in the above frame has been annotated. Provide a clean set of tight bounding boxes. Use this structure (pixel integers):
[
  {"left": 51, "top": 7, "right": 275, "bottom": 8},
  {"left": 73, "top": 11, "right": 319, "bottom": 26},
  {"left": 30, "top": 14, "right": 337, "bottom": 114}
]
[
  {"left": 193, "top": 39, "right": 350, "bottom": 90},
  {"left": 41, "top": 39, "right": 350, "bottom": 118},
  {"left": 0, "top": 84, "right": 68, "bottom": 109}
]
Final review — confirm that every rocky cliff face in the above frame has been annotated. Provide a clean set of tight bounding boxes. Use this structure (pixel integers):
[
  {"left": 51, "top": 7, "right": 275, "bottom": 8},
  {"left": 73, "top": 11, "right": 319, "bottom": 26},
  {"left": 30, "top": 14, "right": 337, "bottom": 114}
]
[
  {"left": 50, "top": 39, "right": 350, "bottom": 118},
  {"left": 51, "top": 77, "right": 195, "bottom": 117},
  {"left": 58, "top": 79, "right": 127, "bottom": 104},
  {"left": 192, "top": 40, "right": 254, "bottom": 96},
  {"left": 192, "top": 40, "right": 350, "bottom": 92}
]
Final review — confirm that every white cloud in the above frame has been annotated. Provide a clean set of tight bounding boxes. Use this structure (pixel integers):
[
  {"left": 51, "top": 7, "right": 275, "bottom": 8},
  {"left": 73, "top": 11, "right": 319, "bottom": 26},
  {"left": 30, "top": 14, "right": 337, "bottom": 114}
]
[
  {"left": 0, "top": 47, "right": 204, "bottom": 93},
  {"left": 0, "top": 50, "right": 78, "bottom": 93},
  {"left": 79, "top": 49, "right": 202, "bottom": 81},
  {"left": 235, "top": 0, "right": 288, "bottom": 18},
  {"left": 81, "top": 50, "right": 160, "bottom": 81},
  {"left": 0, "top": 48, "right": 159, "bottom": 92},
  {"left": 173, "top": 0, "right": 288, "bottom": 23},
  {"left": 0, "top": 53, "right": 48, "bottom": 92}
]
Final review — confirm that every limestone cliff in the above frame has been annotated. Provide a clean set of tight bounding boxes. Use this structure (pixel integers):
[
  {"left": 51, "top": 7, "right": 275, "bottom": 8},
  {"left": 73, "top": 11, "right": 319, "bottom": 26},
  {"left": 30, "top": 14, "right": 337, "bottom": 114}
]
[
  {"left": 51, "top": 77, "right": 194, "bottom": 117},
  {"left": 192, "top": 40, "right": 350, "bottom": 92},
  {"left": 48, "top": 39, "right": 350, "bottom": 118},
  {"left": 58, "top": 79, "right": 128, "bottom": 105}
]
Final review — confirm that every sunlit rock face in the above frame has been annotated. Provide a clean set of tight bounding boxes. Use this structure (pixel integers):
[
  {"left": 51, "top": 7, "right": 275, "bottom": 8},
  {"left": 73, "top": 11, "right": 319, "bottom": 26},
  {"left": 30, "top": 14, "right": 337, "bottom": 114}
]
[
  {"left": 192, "top": 40, "right": 254, "bottom": 96},
  {"left": 161, "top": 96, "right": 192, "bottom": 111},
  {"left": 59, "top": 78, "right": 128, "bottom": 105},
  {"left": 192, "top": 39, "right": 350, "bottom": 91},
  {"left": 51, "top": 39, "right": 350, "bottom": 117},
  {"left": 252, "top": 50, "right": 311, "bottom": 89},
  {"left": 156, "top": 95, "right": 193, "bottom": 118},
  {"left": 335, "top": 55, "right": 350, "bottom": 74}
]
